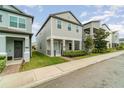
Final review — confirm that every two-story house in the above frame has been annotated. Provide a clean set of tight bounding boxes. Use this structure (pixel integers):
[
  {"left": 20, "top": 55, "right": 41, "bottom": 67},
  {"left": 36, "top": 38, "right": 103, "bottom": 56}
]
[
  {"left": 36, "top": 11, "right": 82, "bottom": 56},
  {"left": 112, "top": 31, "right": 119, "bottom": 47},
  {"left": 82, "top": 20, "right": 113, "bottom": 48},
  {"left": 0, "top": 5, "right": 33, "bottom": 63}
]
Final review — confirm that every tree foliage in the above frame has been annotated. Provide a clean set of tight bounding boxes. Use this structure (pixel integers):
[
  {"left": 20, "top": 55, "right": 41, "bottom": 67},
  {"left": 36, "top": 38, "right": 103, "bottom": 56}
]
[
  {"left": 84, "top": 36, "right": 94, "bottom": 54},
  {"left": 94, "top": 28, "right": 110, "bottom": 51}
]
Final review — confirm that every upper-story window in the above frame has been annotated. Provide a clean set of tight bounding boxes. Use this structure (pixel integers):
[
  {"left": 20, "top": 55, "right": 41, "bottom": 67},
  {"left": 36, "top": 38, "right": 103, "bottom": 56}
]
[
  {"left": 68, "top": 23, "right": 71, "bottom": 31},
  {"left": 0, "top": 15, "right": 2, "bottom": 22},
  {"left": 10, "top": 16, "right": 26, "bottom": 29},
  {"left": 10, "top": 16, "right": 17, "bottom": 27},
  {"left": 19, "top": 18, "right": 26, "bottom": 28},
  {"left": 57, "top": 20, "right": 61, "bottom": 29},
  {"left": 76, "top": 26, "right": 79, "bottom": 32}
]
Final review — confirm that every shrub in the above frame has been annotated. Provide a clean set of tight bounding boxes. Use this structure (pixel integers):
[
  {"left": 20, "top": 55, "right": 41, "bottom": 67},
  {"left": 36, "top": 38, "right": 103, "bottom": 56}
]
[
  {"left": 92, "top": 48, "right": 117, "bottom": 53},
  {"left": 0, "top": 56, "right": 6, "bottom": 73},
  {"left": 106, "top": 48, "right": 116, "bottom": 52},
  {"left": 0, "top": 56, "right": 5, "bottom": 60},
  {"left": 63, "top": 50, "right": 86, "bottom": 57},
  {"left": 116, "top": 45, "right": 124, "bottom": 50},
  {"left": 92, "top": 48, "right": 99, "bottom": 53}
]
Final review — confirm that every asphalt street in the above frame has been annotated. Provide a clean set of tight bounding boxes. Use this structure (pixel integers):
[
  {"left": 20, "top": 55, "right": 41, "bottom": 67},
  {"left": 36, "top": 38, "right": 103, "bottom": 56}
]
[{"left": 35, "top": 54, "right": 124, "bottom": 88}]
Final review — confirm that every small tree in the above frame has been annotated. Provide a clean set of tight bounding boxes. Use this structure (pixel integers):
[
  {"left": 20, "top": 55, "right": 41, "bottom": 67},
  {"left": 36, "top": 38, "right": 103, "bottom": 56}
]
[
  {"left": 84, "top": 36, "right": 94, "bottom": 54},
  {"left": 94, "top": 28, "right": 110, "bottom": 52}
]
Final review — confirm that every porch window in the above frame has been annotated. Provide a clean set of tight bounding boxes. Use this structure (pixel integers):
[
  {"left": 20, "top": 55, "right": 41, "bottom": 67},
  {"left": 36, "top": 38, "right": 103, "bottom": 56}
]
[
  {"left": 57, "top": 20, "right": 61, "bottom": 29},
  {"left": 69, "top": 43, "right": 72, "bottom": 50},
  {"left": 68, "top": 23, "right": 71, "bottom": 31},
  {"left": 0, "top": 15, "right": 2, "bottom": 22},
  {"left": 19, "top": 18, "right": 26, "bottom": 28},
  {"left": 10, "top": 16, "right": 17, "bottom": 27}
]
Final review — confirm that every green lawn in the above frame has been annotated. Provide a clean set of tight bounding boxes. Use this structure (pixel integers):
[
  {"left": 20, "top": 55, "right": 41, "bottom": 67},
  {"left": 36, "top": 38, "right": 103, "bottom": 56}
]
[{"left": 20, "top": 51, "right": 68, "bottom": 71}]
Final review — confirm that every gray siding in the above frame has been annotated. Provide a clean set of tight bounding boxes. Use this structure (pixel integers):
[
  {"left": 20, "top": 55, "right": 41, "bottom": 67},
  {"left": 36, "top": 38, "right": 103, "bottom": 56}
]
[
  {"left": 51, "top": 17, "right": 82, "bottom": 40},
  {"left": 36, "top": 18, "right": 51, "bottom": 55},
  {"left": 55, "top": 12, "right": 80, "bottom": 24},
  {"left": 0, "top": 10, "right": 32, "bottom": 33}
]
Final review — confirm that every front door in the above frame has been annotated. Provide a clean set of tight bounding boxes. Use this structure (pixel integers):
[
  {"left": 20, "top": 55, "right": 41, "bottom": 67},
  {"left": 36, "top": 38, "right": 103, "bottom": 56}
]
[{"left": 14, "top": 41, "right": 23, "bottom": 58}]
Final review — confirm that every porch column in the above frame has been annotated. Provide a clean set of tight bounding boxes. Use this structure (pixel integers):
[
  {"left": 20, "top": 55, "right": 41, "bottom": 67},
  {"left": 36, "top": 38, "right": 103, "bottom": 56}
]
[
  {"left": 72, "top": 40, "right": 75, "bottom": 51},
  {"left": 63, "top": 39, "right": 65, "bottom": 51},
  {"left": 90, "top": 26, "right": 94, "bottom": 39},
  {"left": 79, "top": 40, "right": 82, "bottom": 50},
  {"left": 51, "top": 38, "right": 54, "bottom": 56},
  {"left": 24, "top": 37, "right": 30, "bottom": 62},
  {"left": 0, "top": 35, "right": 7, "bottom": 56}
]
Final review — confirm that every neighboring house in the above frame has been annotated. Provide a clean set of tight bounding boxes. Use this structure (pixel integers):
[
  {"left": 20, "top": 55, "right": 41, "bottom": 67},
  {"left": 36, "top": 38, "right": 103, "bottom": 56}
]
[
  {"left": 119, "top": 38, "right": 124, "bottom": 44},
  {"left": 36, "top": 11, "right": 82, "bottom": 56},
  {"left": 82, "top": 20, "right": 113, "bottom": 48},
  {"left": 112, "top": 31, "right": 119, "bottom": 47},
  {"left": 0, "top": 5, "right": 33, "bottom": 62},
  {"left": 36, "top": 11, "right": 119, "bottom": 57}
]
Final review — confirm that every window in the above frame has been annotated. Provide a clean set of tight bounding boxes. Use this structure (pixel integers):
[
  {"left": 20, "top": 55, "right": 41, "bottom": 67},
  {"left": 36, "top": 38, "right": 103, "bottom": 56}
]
[
  {"left": 68, "top": 23, "right": 71, "bottom": 31},
  {"left": 76, "top": 26, "right": 79, "bottom": 32},
  {"left": 69, "top": 43, "right": 72, "bottom": 50},
  {"left": 10, "top": 16, "right": 17, "bottom": 27},
  {"left": 19, "top": 18, "right": 25, "bottom": 28},
  {"left": 57, "top": 20, "right": 61, "bottom": 29},
  {"left": 0, "top": 15, "right": 2, "bottom": 22}
]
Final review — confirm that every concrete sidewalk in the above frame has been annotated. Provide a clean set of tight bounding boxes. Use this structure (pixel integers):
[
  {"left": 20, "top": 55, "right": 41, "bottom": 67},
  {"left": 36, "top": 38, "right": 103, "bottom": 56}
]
[{"left": 0, "top": 51, "right": 124, "bottom": 88}]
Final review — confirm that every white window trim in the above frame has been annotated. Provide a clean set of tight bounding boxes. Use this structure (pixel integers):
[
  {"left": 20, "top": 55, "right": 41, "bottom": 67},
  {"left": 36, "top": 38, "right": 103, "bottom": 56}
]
[
  {"left": 56, "top": 19, "right": 62, "bottom": 29},
  {"left": 68, "top": 23, "right": 71, "bottom": 31},
  {"left": 8, "top": 14, "right": 26, "bottom": 31}
]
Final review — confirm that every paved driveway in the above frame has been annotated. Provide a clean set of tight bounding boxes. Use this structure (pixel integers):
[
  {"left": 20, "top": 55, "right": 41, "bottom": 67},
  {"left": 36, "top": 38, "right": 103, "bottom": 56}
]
[{"left": 35, "top": 54, "right": 124, "bottom": 88}]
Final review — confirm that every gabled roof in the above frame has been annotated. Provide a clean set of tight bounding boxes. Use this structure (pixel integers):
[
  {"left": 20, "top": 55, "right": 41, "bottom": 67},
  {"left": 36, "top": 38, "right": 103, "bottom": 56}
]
[
  {"left": 50, "top": 11, "right": 82, "bottom": 25},
  {"left": 36, "top": 11, "right": 82, "bottom": 36},
  {"left": 102, "top": 24, "right": 111, "bottom": 31},
  {"left": 10, "top": 5, "right": 25, "bottom": 14},
  {"left": 0, "top": 5, "right": 34, "bottom": 22},
  {"left": 82, "top": 20, "right": 100, "bottom": 26}
]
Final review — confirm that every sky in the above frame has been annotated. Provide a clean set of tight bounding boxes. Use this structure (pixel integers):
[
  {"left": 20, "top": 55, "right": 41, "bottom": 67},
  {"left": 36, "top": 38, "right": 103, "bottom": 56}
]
[{"left": 16, "top": 5, "right": 124, "bottom": 42}]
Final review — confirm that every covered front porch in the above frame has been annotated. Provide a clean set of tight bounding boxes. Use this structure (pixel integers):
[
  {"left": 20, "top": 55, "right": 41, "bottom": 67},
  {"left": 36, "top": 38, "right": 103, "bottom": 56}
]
[
  {"left": 0, "top": 34, "right": 31, "bottom": 65},
  {"left": 46, "top": 38, "right": 82, "bottom": 56},
  {"left": 6, "top": 37, "right": 25, "bottom": 61}
]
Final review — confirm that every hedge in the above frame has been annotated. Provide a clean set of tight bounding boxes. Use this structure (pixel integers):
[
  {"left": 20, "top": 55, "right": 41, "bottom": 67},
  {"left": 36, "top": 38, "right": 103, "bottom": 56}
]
[
  {"left": 116, "top": 45, "right": 124, "bottom": 50},
  {"left": 92, "top": 48, "right": 117, "bottom": 53},
  {"left": 0, "top": 56, "right": 6, "bottom": 73},
  {"left": 63, "top": 50, "right": 86, "bottom": 57}
]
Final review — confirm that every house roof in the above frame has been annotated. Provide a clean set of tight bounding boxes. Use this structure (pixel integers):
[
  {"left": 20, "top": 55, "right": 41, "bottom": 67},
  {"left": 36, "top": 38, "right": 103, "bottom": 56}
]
[
  {"left": 119, "top": 38, "right": 124, "bottom": 41},
  {"left": 82, "top": 20, "right": 100, "bottom": 26},
  {"left": 0, "top": 5, "right": 34, "bottom": 23},
  {"left": 0, "top": 27, "right": 33, "bottom": 36},
  {"left": 50, "top": 11, "right": 82, "bottom": 25},
  {"left": 36, "top": 11, "right": 82, "bottom": 36},
  {"left": 102, "top": 24, "right": 111, "bottom": 31}
]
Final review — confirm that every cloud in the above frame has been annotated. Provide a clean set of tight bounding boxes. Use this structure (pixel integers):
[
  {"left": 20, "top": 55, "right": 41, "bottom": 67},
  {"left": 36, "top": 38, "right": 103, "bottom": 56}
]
[
  {"left": 80, "top": 12, "right": 87, "bottom": 18},
  {"left": 82, "top": 7, "right": 116, "bottom": 24},
  {"left": 23, "top": 9, "right": 32, "bottom": 15},
  {"left": 25, "top": 5, "right": 43, "bottom": 12},
  {"left": 32, "top": 22, "right": 41, "bottom": 42},
  {"left": 91, "top": 10, "right": 115, "bottom": 20}
]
